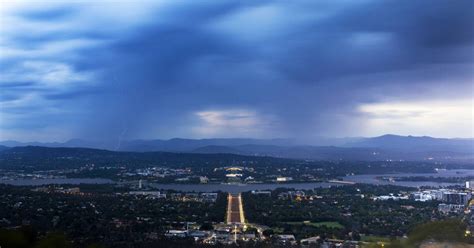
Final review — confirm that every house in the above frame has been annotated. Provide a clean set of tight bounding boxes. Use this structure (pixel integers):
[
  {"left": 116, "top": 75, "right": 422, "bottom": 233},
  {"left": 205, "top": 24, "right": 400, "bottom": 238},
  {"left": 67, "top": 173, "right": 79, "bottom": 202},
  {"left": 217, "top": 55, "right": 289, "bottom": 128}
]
[
  {"left": 201, "top": 193, "right": 218, "bottom": 202},
  {"left": 277, "top": 177, "right": 293, "bottom": 182},
  {"left": 188, "top": 230, "right": 209, "bottom": 239},
  {"left": 251, "top": 190, "right": 271, "bottom": 196},
  {"left": 165, "top": 230, "right": 187, "bottom": 238},
  {"left": 301, "top": 236, "right": 321, "bottom": 247},
  {"left": 275, "top": 234, "right": 297, "bottom": 246}
]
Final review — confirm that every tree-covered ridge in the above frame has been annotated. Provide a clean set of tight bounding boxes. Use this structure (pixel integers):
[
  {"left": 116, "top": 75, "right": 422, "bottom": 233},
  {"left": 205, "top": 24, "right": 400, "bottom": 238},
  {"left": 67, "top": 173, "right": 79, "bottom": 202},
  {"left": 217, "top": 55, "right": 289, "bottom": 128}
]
[{"left": 0, "top": 146, "right": 294, "bottom": 170}]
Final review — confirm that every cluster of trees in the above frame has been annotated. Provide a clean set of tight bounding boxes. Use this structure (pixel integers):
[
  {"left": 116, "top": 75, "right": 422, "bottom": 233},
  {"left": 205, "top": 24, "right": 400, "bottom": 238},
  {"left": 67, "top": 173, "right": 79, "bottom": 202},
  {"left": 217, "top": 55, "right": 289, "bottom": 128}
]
[
  {"left": 2, "top": 146, "right": 469, "bottom": 179},
  {"left": 0, "top": 227, "right": 75, "bottom": 248},
  {"left": 365, "top": 219, "right": 472, "bottom": 248},
  {"left": 2, "top": 219, "right": 469, "bottom": 248},
  {"left": 0, "top": 227, "right": 219, "bottom": 248},
  {"left": 242, "top": 185, "right": 443, "bottom": 240},
  {"left": 0, "top": 184, "right": 227, "bottom": 247},
  {"left": 0, "top": 146, "right": 294, "bottom": 171}
]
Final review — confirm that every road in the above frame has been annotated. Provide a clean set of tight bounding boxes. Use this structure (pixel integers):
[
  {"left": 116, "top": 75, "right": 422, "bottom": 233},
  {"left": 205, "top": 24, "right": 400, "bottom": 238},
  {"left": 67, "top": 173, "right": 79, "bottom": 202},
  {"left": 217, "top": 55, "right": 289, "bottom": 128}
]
[{"left": 226, "top": 193, "right": 245, "bottom": 224}]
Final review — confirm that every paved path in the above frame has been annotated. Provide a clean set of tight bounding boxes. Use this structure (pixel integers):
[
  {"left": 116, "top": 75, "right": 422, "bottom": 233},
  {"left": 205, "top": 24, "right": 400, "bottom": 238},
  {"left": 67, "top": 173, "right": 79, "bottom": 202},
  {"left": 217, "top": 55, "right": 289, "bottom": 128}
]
[{"left": 226, "top": 193, "right": 245, "bottom": 224}]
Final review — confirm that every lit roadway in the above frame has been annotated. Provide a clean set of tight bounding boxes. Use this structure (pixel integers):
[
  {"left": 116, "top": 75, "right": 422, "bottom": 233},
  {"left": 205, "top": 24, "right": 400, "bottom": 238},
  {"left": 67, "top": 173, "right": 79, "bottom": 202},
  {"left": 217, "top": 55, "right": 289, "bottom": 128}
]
[{"left": 226, "top": 193, "right": 245, "bottom": 224}]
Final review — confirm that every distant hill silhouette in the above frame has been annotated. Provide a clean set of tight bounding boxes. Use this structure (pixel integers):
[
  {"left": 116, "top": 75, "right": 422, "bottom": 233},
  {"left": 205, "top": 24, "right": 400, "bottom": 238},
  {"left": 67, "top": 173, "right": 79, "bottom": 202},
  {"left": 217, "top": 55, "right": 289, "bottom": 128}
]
[
  {"left": 0, "top": 146, "right": 293, "bottom": 170},
  {"left": 343, "top": 134, "right": 474, "bottom": 153},
  {"left": 1, "top": 135, "right": 472, "bottom": 161}
]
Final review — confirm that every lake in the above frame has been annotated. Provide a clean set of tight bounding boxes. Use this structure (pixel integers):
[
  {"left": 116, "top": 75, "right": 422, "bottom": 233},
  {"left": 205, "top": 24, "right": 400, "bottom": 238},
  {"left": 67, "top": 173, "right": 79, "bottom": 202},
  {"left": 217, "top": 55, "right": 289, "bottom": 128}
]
[
  {"left": 0, "top": 178, "right": 114, "bottom": 186},
  {"left": 1, "top": 169, "right": 472, "bottom": 191},
  {"left": 342, "top": 169, "right": 474, "bottom": 188},
  {"left": 0, "top": 178, "right": 336, "bottom": 192},
  {"left": 148, "top": 182, "right": 338, "bottom": 193}
]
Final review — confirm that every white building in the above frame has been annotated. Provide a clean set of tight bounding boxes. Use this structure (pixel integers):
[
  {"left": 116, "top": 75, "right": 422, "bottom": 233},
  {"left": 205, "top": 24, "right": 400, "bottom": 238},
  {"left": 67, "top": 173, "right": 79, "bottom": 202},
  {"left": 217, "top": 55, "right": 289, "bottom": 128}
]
[
  {"left": 467, "top": 181, "right": 474, "bottom": 190},
  {"left": 165, "top": 230, "right": 187, "bottom": 238},
  {"left": 276, "top": 177, "right": 293, "bottom": 182},
  {"left": 411, "top": 191, "right": 436, "bottom": 202},
  {"left": 438, "top": 203, "right": 464, "bottom": 214},
  {"left": 374, "top": 193, "right": 409, "bottom": 201},
  {"left": 276, "top": 235, "right": 297, "bottom": 246},
  {"left": 129, "top": 191, "right": 166, "bottom": 198}
]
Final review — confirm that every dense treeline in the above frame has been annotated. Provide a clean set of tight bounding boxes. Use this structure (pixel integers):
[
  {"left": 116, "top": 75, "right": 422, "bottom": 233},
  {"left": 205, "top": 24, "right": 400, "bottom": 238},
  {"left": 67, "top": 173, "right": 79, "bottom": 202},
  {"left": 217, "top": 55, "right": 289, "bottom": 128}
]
[
  {"left": 1, "top": 146, "right": 470, "bottom": 173},
  {"left": 377, "top": 219, "right": 472, "bottom": 248},
  {"left": 0, "top": 146, "right": 295, "bottom": 170},
  {"left": 0, "top": 184, "right": 226, "bottom": 247},
  {"left": 243, "top": 185, "right": 443, "bottom": 240}
]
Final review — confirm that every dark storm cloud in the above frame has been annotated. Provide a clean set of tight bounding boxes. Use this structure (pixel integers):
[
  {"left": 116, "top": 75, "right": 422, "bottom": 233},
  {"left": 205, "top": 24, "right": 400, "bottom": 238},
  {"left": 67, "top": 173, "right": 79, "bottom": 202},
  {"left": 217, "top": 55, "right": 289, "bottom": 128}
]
[
  {"left": 1, "top": 0, "right": 473, "bottom": 141},
  {"left": 272, "top": 0, "right": 474, "bottom": 82}
]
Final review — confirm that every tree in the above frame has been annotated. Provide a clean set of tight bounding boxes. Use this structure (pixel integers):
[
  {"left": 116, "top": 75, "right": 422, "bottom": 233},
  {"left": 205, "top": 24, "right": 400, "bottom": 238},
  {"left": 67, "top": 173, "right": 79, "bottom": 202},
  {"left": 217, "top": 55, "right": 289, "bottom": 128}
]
[
  {"left": 199, "top": 223, "right": 214, "bottom": 231},
  {"left": 0, "top": 228, "right": 30, "bottom": 248},
  {"left": 406, "top": 219, "right": 467, "bottom": 246},
  {"left": 262, "top": 229, "right": 274, "bottom": 237},
  {"left": 35, "top": 232, "right": 71, "bottom": 248}
]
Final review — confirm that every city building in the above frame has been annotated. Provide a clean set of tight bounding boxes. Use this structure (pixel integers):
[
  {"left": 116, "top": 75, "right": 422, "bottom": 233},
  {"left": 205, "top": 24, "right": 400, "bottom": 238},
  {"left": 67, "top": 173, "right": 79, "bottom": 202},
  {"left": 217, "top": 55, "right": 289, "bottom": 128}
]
[
  {"left": 251, "top": 190, "right": 271, "bottom": 196},
  {"left": 276, "top": 177, "right": 293, "bottom": 182},
  {"left": 466, "top": 181, "right": 474, "bottom": 190},
  {"left": 374, "top": 193, "right": 409, "bottom": 201},
  {"left": 438, "top": 204, "right": 464, "bottom": 214},
  {"left": 199, "top": 176, "right": 209, "bottom": 184},
  {"left": 226, "top": 173, "right": 243, "bottom": 184},
  {"left": 411, "top": 191, "right": 436, "bottom": 202},
  {"left": 443, "top": 192, "right": 471, "bottom": 205},
  {"left": 275, "top": 234, "right": 297, "bottom": 246},
  {"left": 129, "top": 191, "right": 166, "bottom": 199},
  {"left": 301, "top": 236, "right": 321, "bottom": 247},
  {"left": 201, "top": 192, "right": 218, "bottom": 202},
  {"left": 165, "top": 230, "right": 187, "bottom": 238}
]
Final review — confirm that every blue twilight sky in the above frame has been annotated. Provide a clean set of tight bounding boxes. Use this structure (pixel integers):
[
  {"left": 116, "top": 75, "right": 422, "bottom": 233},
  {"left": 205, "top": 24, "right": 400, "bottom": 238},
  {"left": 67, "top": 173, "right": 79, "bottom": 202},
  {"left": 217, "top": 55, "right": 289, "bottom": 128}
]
[{"left": 0, "top": 0, "right": 473, "bottom": 142}]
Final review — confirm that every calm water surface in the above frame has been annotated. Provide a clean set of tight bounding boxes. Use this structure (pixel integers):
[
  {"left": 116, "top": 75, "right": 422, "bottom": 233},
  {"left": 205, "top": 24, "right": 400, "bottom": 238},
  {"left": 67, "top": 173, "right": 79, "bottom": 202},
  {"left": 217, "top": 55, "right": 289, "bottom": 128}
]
[
  {"left": 148, "top": 182, "right": 337, "bottom": 193},
  {"left": 1, "top": 169, "right": 472, "bottom": 191},
  {"left": 0, "top": 178, "right": 113, "bottom": 186},
  {"left": 342, "top": 169, "right": 474, "bottom": 188}
]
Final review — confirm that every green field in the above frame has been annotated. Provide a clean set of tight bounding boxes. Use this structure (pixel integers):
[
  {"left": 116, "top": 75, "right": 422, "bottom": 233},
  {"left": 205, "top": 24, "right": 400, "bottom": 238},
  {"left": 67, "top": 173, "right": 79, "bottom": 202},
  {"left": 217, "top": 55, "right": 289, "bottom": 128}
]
[
  {"left": 284, "top": 221, "right": 344, "bottom": 229},
  {"left": 360, "top": 235, "right": 391, "bottom": 242}
]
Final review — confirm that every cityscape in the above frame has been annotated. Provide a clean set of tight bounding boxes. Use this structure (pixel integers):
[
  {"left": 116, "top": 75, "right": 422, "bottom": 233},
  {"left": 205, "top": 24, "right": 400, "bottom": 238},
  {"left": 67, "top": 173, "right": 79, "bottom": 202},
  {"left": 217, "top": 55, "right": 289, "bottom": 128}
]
[
  {"left": 0, "top": 149, "right": 473, "bottom": 247},
  {"left": 1, "top": 0, "right": 473, "bottom": 247}
]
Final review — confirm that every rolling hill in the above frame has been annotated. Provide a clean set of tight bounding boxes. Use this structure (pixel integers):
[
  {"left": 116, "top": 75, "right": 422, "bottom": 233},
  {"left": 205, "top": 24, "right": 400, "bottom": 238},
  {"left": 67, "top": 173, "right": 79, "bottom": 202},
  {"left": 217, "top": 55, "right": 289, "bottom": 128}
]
[{"left": 1, "top": 135, "right": 472, "bottom": 161}]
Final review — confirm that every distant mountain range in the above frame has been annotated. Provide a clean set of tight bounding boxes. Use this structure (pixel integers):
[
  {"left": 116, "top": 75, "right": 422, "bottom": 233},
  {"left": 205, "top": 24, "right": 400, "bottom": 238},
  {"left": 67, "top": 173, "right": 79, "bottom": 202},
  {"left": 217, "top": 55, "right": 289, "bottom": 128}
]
[
  {"left": 0, "top": 135, "right": 472, "bottom": 161},
  {"left": 0, "top": 138, "right": 297, "bottom": 151},
  {"left": 343, "top": 134, "right": 473, "bottom": 153}
]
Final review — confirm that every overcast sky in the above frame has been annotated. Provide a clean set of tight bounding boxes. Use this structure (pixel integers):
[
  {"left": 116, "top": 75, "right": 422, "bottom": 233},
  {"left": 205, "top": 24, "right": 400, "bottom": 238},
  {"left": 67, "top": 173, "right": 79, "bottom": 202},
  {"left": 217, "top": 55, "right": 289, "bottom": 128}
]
[{"left": 0, "top": 0, "right": 473, "bottom": 142}]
